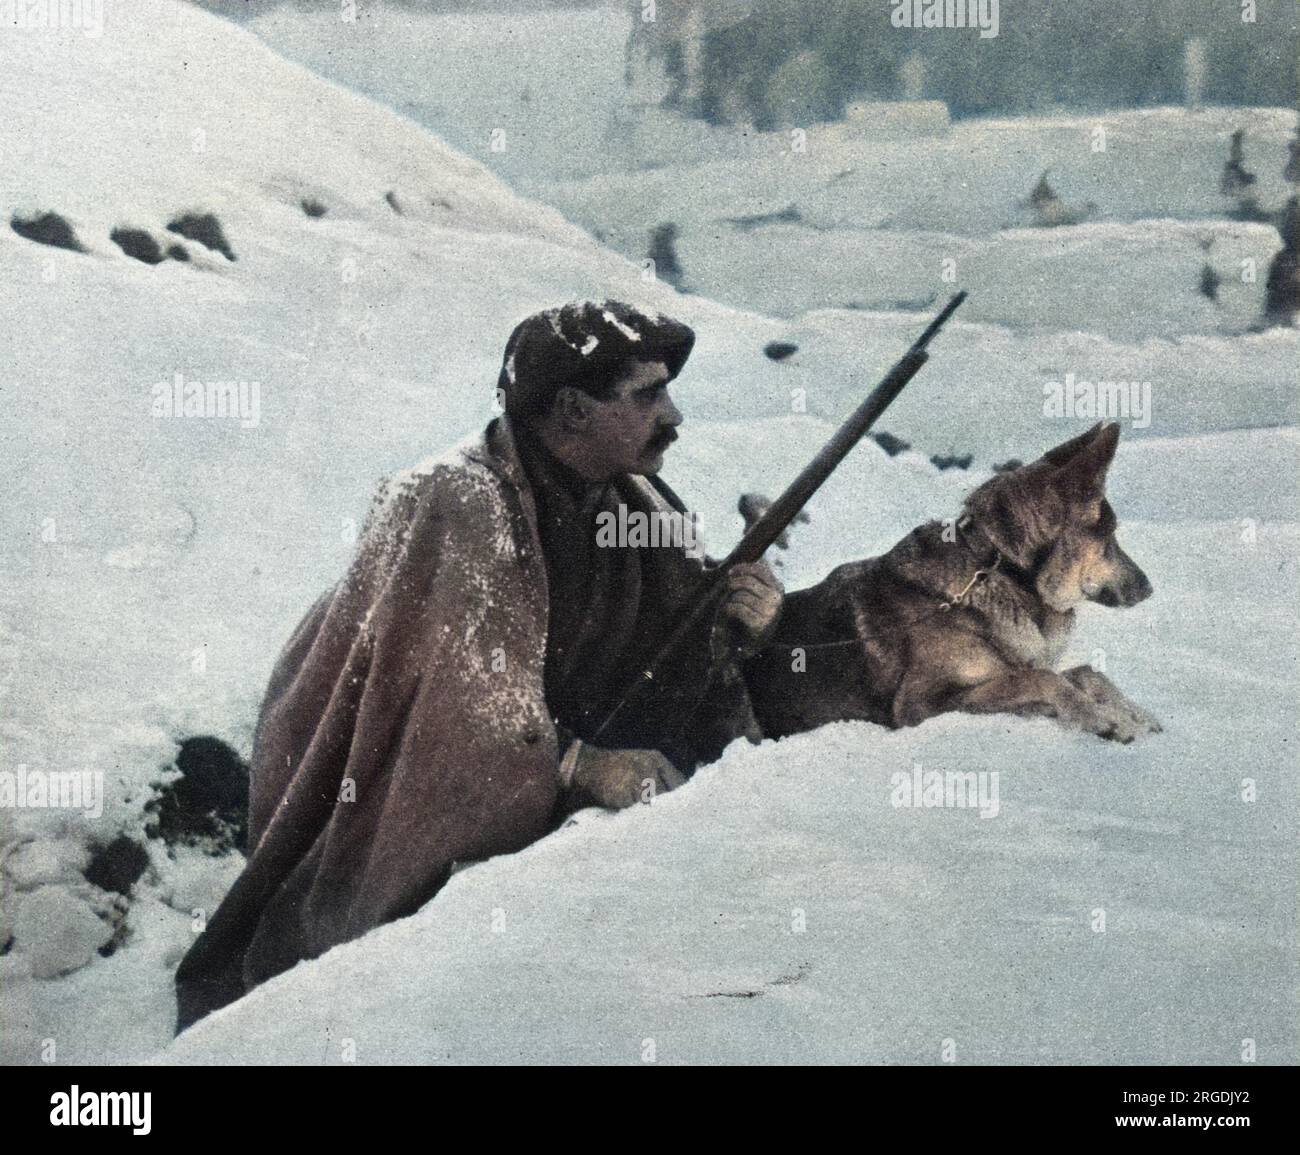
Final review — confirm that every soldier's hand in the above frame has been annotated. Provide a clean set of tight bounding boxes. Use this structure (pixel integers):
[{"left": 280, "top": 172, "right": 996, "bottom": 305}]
[
  {"left": 568, "top": 744, "right": 686, "bottom": 810},
  {"left": 716, "top": 560, "right": 784, "bottom": 655}
]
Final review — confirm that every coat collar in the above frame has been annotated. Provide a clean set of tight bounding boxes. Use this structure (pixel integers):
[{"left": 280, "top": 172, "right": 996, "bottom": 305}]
[{"left": 462, "top": 415, "right": 530, "bottom": 491}]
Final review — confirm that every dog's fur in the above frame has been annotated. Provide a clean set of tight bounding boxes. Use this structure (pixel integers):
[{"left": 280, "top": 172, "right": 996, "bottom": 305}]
[{"left": 745, "top": 422, "right": 1162, "bottom": 743}]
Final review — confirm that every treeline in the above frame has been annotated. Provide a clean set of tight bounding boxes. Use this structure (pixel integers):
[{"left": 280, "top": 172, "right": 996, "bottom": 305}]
[{"left": 634, "top": 0, "right": 1299, "bottom": 128}]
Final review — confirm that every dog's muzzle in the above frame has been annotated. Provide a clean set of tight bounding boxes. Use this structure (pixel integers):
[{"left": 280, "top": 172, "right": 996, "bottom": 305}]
[{"left": 1090, "top": 547, "right": 1153, "bottom": 608}]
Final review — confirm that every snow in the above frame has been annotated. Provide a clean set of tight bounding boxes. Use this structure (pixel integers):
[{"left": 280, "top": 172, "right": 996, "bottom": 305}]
[
  {"left": 10, "top": 886, "right": 113, "bottom": 980},
  {"left": 0, "top": 0, "right": 1296, "bottom": 1065}
]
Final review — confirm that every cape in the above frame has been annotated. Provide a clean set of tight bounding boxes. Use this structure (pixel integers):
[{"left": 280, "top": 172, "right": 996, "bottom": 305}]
[{"left": 173, "top": 416, "right": 749, "bottom": 1031}]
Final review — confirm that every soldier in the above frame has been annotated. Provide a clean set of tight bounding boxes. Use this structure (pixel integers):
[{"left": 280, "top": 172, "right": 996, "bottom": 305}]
[
  {"left": 1220, "top": 128, "right": 1258, "bottom": 198},
  {"left": 1027, "top": 171, "right": 1095, "bottom": 228},
  {"left": 174, "top": 300, "right": 783, "bottom": 1030},
  {"left": 1264, "top": 196, "right": 1300, "bottom": 326}
]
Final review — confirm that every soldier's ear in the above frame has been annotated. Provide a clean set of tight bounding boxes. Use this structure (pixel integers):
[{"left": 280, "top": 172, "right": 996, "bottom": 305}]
[{"left": 553, "top": 386, "right": 593, "bottom": 430}]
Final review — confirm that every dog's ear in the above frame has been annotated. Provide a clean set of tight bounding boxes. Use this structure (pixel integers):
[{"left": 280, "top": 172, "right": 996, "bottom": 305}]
[
  {"left": 1039, "top": 422, "right": 1104, "bottom": 467},
  {"left": 963, "top": 472, "right": 1053, "bottom": 570},
  {"left": 1052, "top": 421, "right": 1120, "bottom": 498}
]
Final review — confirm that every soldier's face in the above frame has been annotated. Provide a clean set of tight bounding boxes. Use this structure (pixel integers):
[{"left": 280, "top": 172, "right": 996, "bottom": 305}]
[{"left": 582, "top": 358, "right": 683, "bottom": 477}]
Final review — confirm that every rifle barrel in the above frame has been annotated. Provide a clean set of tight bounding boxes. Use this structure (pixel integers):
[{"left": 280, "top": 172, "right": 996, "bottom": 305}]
[
  {"left": 725, "top": 290, "right": 966, "bottom": 568},
  {"left": 910, "top": 289, "right": 968, "bottom": 354}
]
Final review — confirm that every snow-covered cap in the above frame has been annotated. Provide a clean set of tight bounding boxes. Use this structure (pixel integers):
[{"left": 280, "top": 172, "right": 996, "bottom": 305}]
[{"left": 497, "top": 300, "right": 695, "bottom": 420}]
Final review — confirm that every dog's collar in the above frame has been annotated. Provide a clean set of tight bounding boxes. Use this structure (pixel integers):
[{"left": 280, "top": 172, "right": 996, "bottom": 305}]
[
  {"left": 939, "top": 558, "right": 998, "bottom": 611},
  {"left": 942, "top": 514, "right": 1036, "bottom": 608},
  {"left": 954, "top": 514, "right": 1002, "bottom": 569}
]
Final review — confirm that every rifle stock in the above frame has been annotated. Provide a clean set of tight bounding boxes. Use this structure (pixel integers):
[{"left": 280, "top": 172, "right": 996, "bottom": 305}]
[{"left": 590, "top": 290, "right": 967, "bottom": 743}]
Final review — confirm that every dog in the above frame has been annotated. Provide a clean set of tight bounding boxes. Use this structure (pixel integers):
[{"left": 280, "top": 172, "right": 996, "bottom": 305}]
[{"left": 744, "top": 422, "right": 1162, "bottom": 743}]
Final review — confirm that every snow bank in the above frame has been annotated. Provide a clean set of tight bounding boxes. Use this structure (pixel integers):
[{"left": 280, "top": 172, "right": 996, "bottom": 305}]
[{"left": 159, "top": 421, "right": 1298, "bottom": 1064}]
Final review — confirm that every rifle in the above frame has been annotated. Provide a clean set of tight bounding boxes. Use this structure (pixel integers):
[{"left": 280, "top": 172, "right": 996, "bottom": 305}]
[{"left": 591, "top": 290, "right": 968, "bottom": 743}]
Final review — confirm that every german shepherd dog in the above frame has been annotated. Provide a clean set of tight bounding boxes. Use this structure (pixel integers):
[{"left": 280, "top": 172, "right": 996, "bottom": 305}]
[{"left": 744, "top": 422, "right": 1162, "bottom": 743}]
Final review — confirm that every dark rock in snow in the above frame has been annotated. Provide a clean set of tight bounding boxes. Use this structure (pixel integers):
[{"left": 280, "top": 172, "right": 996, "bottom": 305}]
[
  {"left": 110, "top": 228, "right": 166, "bottom": 265},
  {"left": 930, "top": 453, "right": 973, "bottom": 471},
  {"left": 723, "top": 205, "right": 801, "bottom": 232},
  {"left": 84, "top": 834, "right": 150, "bottom": 896},
  {"left": 1220, "top": 129, "right": 1257, "bottom": 198},
  {"left": 166, "top": 212, "right": 236, "bottom": 261},
  {"left": 10, "top": 211, "right": 85, "bottom": 252},
  {"left": 145, "top": 736, "right": 249, "bottom": 854},
  {"left": 764, "top": 341, "right": 798, "bottom": 361},
  {"left": 871, "top": 430, "right": 911, "bottom": 457},
  {"left": 301, "top": 198, "right": 328, "bottom": 218},
  {"left": 1026, "top": 171, "right": 1095, "bottom": 227}
]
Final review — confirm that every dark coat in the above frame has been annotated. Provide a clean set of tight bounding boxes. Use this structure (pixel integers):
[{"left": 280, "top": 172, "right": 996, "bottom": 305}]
[{"left": 174, "top": 416, "right": 757, "bottom": 1031}]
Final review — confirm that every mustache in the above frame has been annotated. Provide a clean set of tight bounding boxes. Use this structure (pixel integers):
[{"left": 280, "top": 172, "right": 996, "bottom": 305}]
[{"left": 646, "top": 427, "right": 678, "bottom": 452}]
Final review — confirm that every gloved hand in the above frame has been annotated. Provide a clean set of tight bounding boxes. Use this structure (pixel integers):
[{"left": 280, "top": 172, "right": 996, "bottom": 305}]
[
  {"left": 566, "top": 742, "right": 686, "bottom": 810},
  {"left": 714, "top": 560, "right": 784, "bottom": 658}
]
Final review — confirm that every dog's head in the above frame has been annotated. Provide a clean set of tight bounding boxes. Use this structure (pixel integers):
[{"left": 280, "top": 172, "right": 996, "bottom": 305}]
[{"left": 963, "top": 422, "right": 1152, "bottom": 613}]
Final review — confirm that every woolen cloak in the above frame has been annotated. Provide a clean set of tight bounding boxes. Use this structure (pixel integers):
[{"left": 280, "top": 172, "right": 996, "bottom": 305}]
[{"left": 173, "top": 415, "right": 757, "bottom": 1031}]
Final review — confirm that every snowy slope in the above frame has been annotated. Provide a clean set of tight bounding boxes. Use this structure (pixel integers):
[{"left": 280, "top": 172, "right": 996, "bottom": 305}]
[
  {"left": 245, "top": 2, "right": 633, "bottom": 187},
  {"left": 1, "top": 1, "right": 1296, "bottom": 1066}
]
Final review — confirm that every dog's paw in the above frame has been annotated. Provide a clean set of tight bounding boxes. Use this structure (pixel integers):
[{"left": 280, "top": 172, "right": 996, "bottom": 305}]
[
  {"left": 1103, "top": 698, "right": 1163, "bottom": 741},
  {"left": 1123, "top": 700, "right": 1163, "bottom": 735},
  {"left": 1094, "top": 702, "right": 1163, "bottom": 743},
  {"left": 1065, "top": 667, "right": 1162, "bottom": 741}
]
